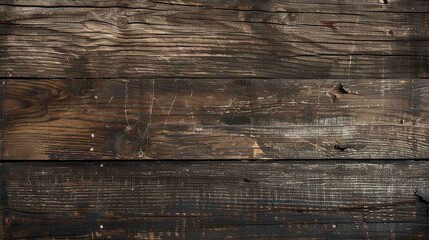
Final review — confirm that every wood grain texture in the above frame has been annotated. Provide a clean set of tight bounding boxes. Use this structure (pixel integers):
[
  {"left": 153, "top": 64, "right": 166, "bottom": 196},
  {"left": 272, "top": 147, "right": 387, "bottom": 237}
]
[
  {"left": 0, "top": 161, "right": 428, "bottom": 239},
  {"left": 0, "top": 0, "right": 428, "bottom": 79},
  {"left": 1, "top": 0, "right": 429, "bottom": 159},
  {"left": 2, "top": 78, "right": 429, "bottom": 159}
]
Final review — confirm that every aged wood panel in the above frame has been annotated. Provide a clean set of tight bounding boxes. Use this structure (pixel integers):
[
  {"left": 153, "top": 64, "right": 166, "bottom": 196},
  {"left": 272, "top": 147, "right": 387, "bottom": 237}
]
[
  {"left": 2, "top": 79, "right": 429, "bottom": 159},
  {"left": 0, "top": 0, "right": 428, "bottom": 79},
  {"left": 0, "top": 161, "right": 428, "bottom": 239},
  {"left": 1, "top": 0, "right": 429, "bottom": 159}
]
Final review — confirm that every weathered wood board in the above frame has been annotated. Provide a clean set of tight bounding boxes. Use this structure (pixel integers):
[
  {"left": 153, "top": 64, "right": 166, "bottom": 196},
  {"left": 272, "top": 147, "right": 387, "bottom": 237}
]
[
  {"left": 1, "top": 0, "right": 429, "bottom": 159},
  {"left": 1, "top": 161, "right": 428, "bottom": 239},
  {"left": 2, "top": 79, "right": 429, "bottom": 159},
  {"left": 1, "top": 2, "right": 428, "bottom": 239}
]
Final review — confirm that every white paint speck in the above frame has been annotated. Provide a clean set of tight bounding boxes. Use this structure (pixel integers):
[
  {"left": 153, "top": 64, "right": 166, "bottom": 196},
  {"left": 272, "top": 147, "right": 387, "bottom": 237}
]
[
  {"left": 100, "top": 225, "right": 103, "bottom": 229},
  {"left": 332, "top": 225, "right": 336, "bottom": 229},
  {"left": 90, "top": 148, "right": 94, "bottom": 152},
  {"left": 94, "top": 95, "right": 98, "bottom": 100},
  {"left": 91, "top": 133, "right": 95, "bottom": 138},
  {"left": 100, "top": 164, "right": 103, "bottom": 167}
]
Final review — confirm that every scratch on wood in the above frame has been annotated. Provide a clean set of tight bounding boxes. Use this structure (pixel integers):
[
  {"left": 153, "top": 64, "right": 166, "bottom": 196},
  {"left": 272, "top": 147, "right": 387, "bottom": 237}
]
[
  {"left": 149, "top": 79, "right": 155, "bottom": 125},
  {"left": 165, "top": 94, "right": 177, "bottom": 125},
  {"left": 124, "top": 80, "right": 130, "bottom": 130}
]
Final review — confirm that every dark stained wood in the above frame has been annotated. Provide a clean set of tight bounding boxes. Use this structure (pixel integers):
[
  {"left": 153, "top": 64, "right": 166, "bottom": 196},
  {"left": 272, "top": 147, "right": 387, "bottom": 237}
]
[
  {"left": 0, "top": 0, "right": 429, "bottom": 159},
  {"left": 0, "top": 0, "right": 428, "bottom": 79},
  {"left": 0, "top": 81, "right": 4, "bottom": 157},
  {"left": 1, "top": 2, "right": 428, "bottom": 239},
  {"left": 1, "top": 161, "right": 428, "bottom": 239},
  {"left": 416, "top": 187, "right": 429, "bottom": 203},
  {"left": 2, "top": 79, "right": 429, "bottom": 159}
]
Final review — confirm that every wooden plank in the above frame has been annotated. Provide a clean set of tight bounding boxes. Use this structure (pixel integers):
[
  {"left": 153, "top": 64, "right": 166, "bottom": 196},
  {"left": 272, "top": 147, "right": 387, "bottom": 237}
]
[
  {"left": 2, "top": 79, "right": 429, "bottom": 159},
  {"left": 0, "top": 0, "right": 428, "bottom": 79},
  {"left": 1, "top": 161, "right": 428, "bottom": 239}
]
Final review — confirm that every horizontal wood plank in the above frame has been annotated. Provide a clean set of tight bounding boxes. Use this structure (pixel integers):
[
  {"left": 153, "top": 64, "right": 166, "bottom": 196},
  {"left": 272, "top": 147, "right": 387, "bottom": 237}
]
[
  {"left": 2, "top": 79, "right": 429, "bottom": 159},
  {"left": 1, "top": 161, "right": 428, "bottom": 239},
  {"left": 0, "top": 0, "right": 428, "bottom": 79}
]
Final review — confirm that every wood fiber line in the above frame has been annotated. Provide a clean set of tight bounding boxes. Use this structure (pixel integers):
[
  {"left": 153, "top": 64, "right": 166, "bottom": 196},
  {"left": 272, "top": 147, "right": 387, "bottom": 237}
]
[
  {"left": 0, "top": 161, "right": 428, "bottom": 239},
  {"left": 2, "top": 79, "right": 429, "bottom": 159}
]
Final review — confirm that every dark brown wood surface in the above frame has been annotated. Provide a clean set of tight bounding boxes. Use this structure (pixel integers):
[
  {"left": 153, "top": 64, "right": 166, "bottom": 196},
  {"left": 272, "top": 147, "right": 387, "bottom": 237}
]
[
  {"left": 1, "top": 0, "right": 429, "bottom": 159},
  {"left": 2, "top": 79, "right": 429, "bottom": 159},
  {"left": 1, "top": 2, "right": 428, "bottom": 239},
  {"left": 1, "top": 161, "right": 428, "bottom": 239}
]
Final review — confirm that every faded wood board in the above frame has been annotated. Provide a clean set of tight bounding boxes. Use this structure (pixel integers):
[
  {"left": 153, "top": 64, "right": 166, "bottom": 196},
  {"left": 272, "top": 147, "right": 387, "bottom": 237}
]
[
  {"left": 1, "top": 0, "right": 429, "bottom": 159},
  {"left": 0, "top": 161, "right": 428, "bottom": 239}
]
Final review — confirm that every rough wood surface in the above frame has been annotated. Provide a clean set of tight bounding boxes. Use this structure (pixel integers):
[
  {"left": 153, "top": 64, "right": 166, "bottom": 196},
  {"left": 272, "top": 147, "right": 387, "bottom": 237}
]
[
  {"left": 1, "top": 161, "right": 428, "bottom": 239},
  {"left": 0, "top": 0, "right": 428, "bottom": 79},
  {"left": 1, "top": 0, "right": 429, "bottom": 159},
  {"left": 2, "top": 79, "right": 429, "bottom": 159}
]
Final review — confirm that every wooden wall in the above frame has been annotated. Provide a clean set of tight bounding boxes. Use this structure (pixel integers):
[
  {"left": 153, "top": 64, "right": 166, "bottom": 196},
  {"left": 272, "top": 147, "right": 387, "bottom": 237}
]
[{"left": 0, "top": 0, "right": 429, "bottom": 239}]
